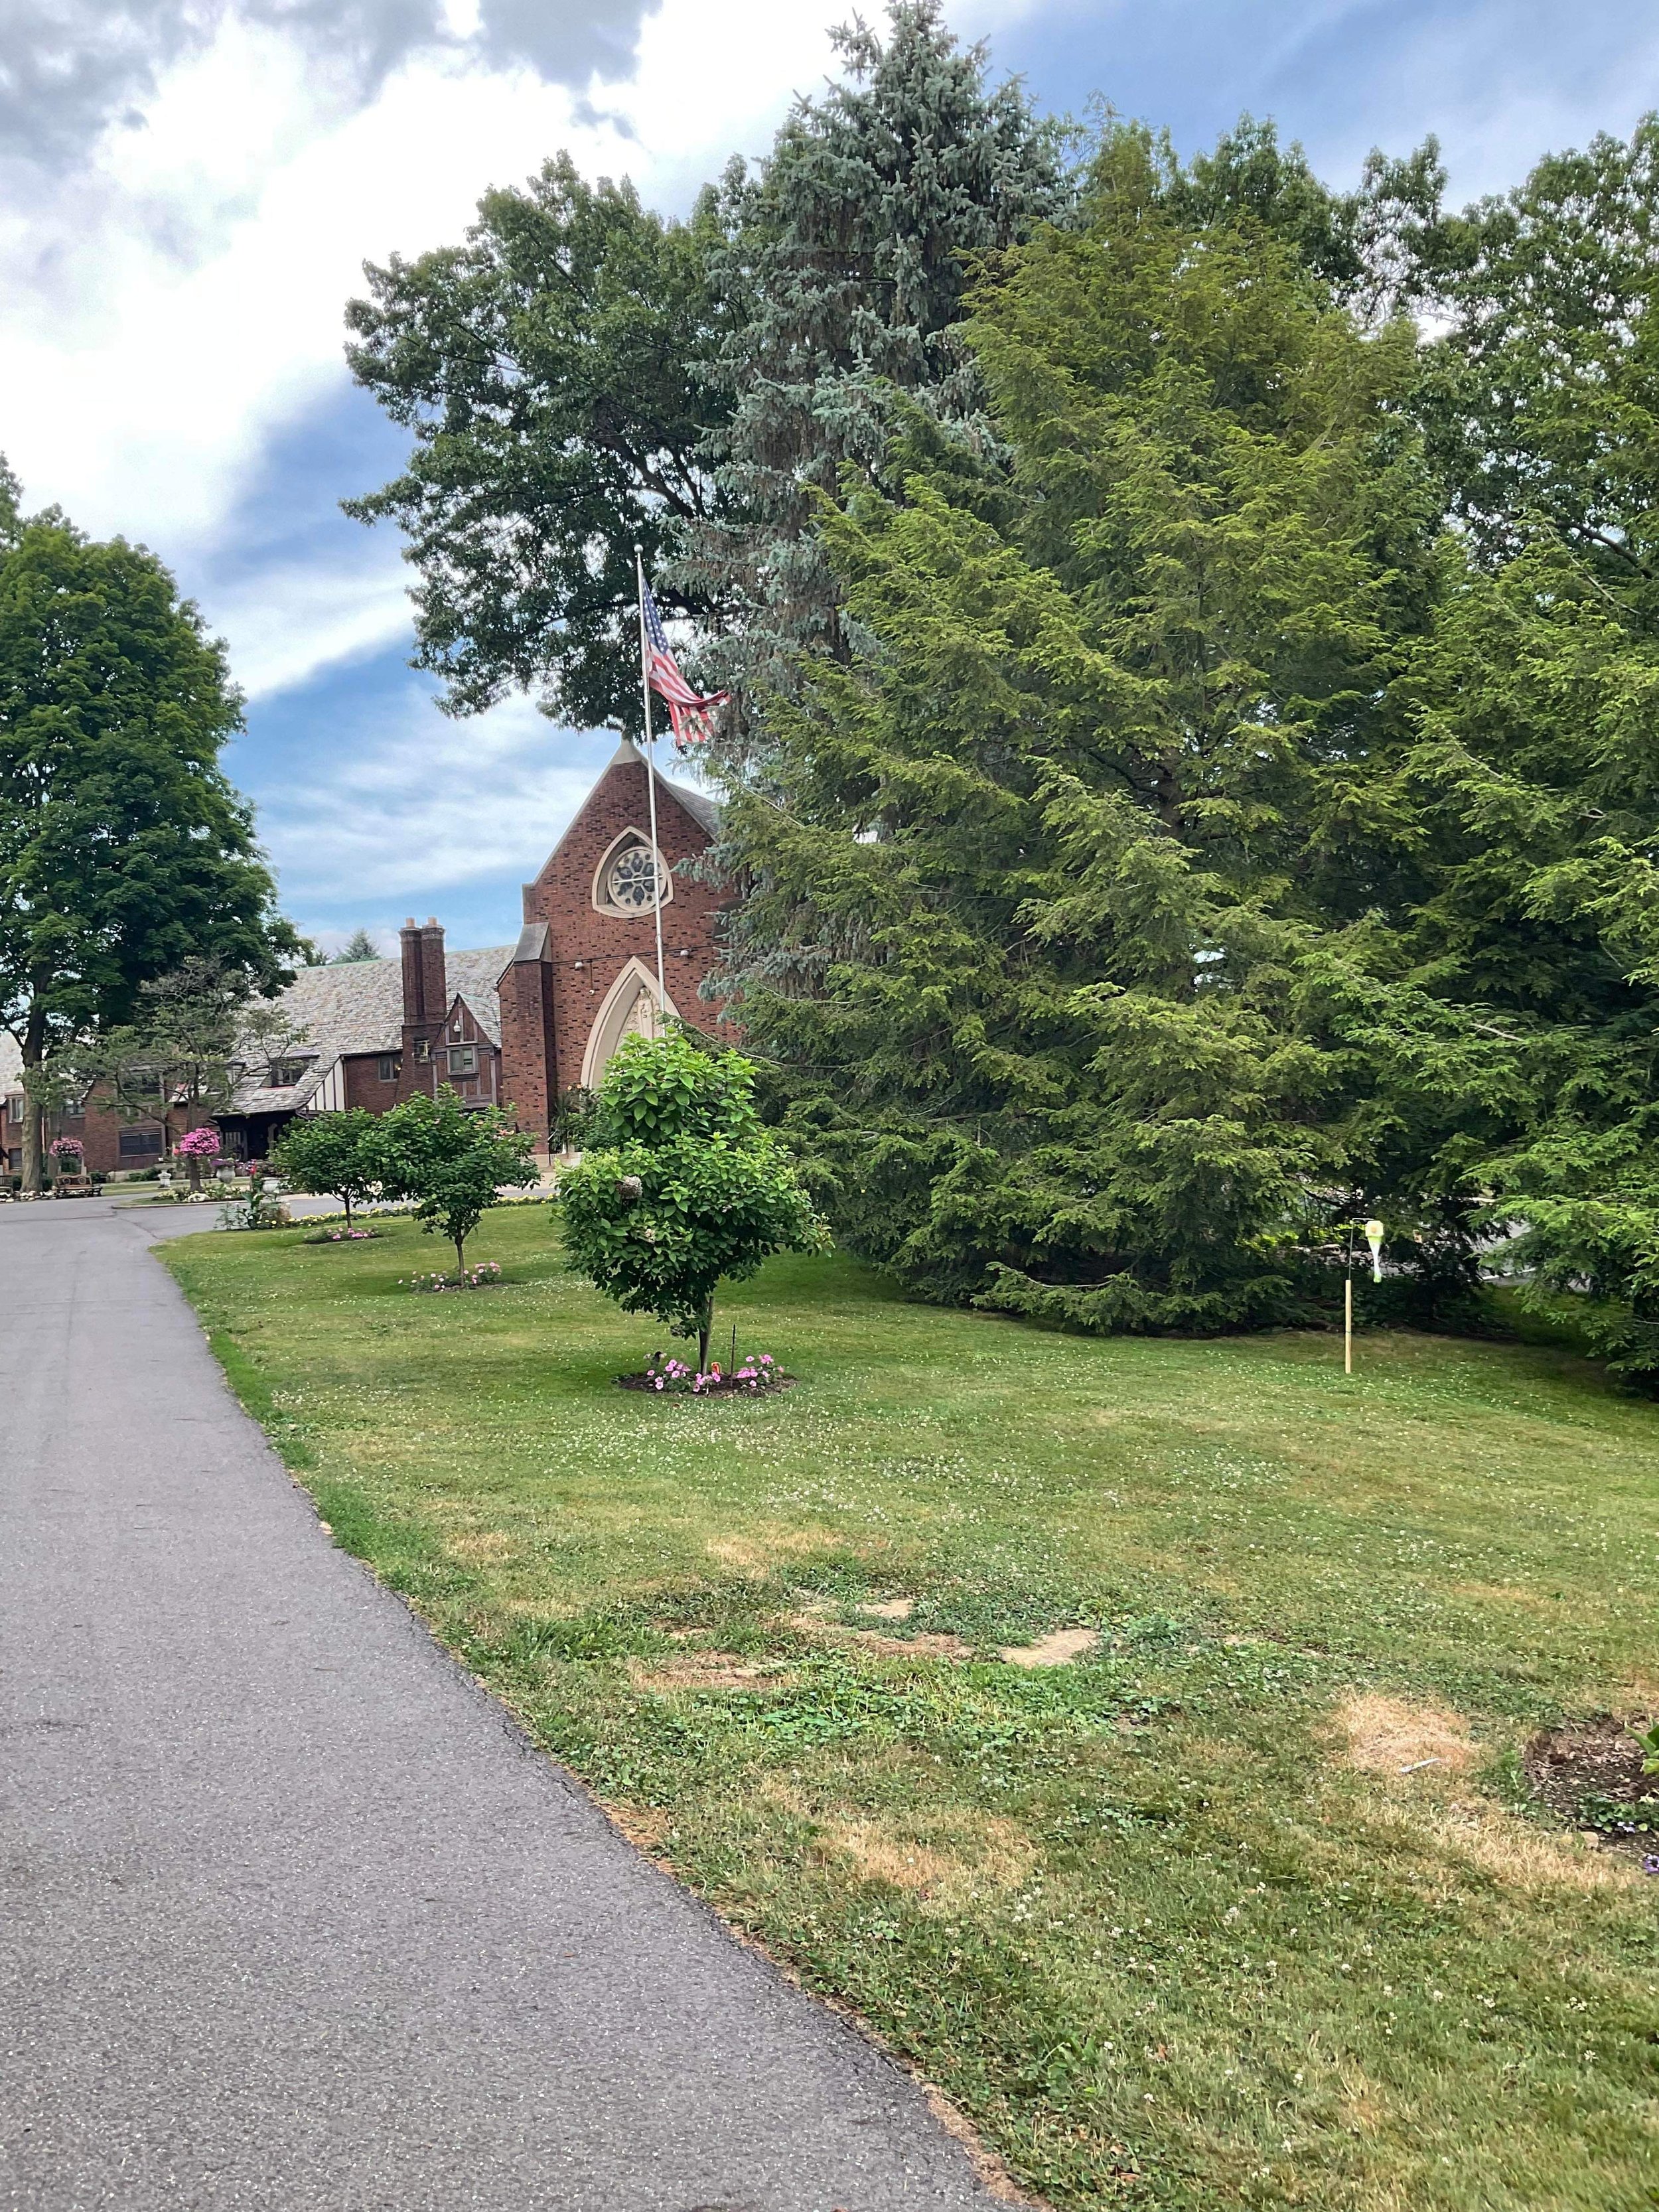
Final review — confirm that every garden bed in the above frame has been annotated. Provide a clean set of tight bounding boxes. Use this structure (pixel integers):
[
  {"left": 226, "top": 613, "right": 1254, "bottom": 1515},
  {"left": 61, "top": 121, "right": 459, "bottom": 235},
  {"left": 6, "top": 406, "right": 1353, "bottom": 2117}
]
[
  {"left": 1525, "top": 1716, "right": 1659, "bottom": 1852},
  {"left": 616, "top": 1366, "right": 798, "bottom": 1396}
]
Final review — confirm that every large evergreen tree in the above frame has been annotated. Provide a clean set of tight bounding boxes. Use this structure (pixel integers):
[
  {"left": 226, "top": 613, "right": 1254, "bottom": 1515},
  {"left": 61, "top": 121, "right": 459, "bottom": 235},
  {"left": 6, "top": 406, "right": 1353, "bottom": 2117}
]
[
  {"left": 1349, "top": 120, "right": 1659, "bottom": 1380},
  {"left": 715, "top": 140, "right": 1441, "bottom": 1329},
  {"left": 680, "top": 0, "right": 1068, "bottom": 729},
  {"left": 0, "top": 489, "right": 301, "bottom": 1189}
]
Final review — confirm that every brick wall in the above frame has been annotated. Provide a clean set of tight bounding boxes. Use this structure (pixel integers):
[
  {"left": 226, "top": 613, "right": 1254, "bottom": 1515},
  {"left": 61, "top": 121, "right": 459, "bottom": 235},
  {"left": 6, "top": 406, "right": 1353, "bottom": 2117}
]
[
  {"left": 497, "top": 928, "right": 559, "bottom": 1147},
  {"left": 519, "top": 750, "right": 730, "bottom": 1103},
  {"left": 342, "top": 1051, "right": 401, "bottom": 1111}
]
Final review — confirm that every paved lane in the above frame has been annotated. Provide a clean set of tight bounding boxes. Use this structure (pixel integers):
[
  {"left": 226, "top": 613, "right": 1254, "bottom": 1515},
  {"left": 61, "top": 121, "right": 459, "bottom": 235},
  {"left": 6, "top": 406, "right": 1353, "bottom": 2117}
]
[{"left": 0, "top": 1199, "right": 992, "bottom": 2211}]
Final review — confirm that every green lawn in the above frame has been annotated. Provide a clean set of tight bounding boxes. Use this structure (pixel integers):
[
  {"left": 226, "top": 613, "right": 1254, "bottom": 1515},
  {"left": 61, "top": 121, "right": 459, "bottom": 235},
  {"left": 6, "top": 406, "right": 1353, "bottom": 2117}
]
[{"left": 164, "top": 1209, "right": 1659, "bottom": 2210}]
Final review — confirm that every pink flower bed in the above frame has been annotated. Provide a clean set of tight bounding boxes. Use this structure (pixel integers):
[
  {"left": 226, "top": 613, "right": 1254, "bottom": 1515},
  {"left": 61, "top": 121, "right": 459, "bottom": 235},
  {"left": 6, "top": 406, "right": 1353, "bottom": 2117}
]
[{"left": 639, "top": 1350, "right": 785, "bottom": 1396}]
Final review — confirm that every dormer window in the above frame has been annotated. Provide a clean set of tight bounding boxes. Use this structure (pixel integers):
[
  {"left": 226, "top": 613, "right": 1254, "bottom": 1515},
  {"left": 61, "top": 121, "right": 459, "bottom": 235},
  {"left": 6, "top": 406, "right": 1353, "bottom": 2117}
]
[
  {"left": 268, "top": 1059, "right": 306, "bottom": 1087},
  {"left": 592, "top": 829, "right": 671, "bottom": 917}
]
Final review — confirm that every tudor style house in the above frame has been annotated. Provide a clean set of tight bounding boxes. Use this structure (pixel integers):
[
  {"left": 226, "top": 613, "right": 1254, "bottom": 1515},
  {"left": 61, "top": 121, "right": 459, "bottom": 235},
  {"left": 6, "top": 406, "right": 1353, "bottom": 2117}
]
[{"left": 1, "top": 741, "right": 728, "bottom": 1175}]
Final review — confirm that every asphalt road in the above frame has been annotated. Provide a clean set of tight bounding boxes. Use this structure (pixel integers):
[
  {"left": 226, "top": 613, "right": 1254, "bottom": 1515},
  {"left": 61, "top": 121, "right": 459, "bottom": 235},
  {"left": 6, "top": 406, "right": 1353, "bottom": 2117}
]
[{"left": 0, "top": 1196, "right": 995, "bottom": 2211}]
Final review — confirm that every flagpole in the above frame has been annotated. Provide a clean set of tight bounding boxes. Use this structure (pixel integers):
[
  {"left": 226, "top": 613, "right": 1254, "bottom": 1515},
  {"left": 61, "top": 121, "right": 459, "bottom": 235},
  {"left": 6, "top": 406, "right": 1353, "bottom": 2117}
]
[{"left": 634, "top": 545, "right": 668, "bottom": 1033}]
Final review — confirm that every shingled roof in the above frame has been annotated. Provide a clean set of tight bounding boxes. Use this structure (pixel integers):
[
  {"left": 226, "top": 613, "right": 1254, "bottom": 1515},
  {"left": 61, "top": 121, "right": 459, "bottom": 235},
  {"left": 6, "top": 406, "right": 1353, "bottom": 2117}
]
[
  {"left": 0, "top": 949, "right": 512, "bottom": 1117},
  {"left": 227, "top": 947, "right": 512, "bottom": 1116}
]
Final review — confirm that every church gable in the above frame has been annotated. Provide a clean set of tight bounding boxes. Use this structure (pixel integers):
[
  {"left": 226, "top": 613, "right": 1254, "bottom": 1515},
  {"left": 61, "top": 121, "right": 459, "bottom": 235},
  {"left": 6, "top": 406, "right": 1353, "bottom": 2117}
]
[{"left": 498, "top": 740, "right": 731, "bottom": 1142}]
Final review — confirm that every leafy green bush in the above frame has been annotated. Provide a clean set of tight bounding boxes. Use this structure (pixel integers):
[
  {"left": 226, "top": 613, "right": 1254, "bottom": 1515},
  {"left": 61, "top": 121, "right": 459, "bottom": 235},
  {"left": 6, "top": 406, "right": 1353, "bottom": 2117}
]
[
  {"left": 558, "top": 1033, "right": 828, "bottom": 1371},
  {"left": 271, "top": 1108, "right": 380, "bottom": 1225},
  {"left": 368, "top": 1088, "right": 538, "bottom": 1276}
]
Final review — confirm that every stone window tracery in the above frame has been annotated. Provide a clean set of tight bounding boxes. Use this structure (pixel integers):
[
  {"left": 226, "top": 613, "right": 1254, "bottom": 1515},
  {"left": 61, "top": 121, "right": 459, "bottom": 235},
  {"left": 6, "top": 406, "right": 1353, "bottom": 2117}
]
[{"left": 592, "top": 830, "right": 672, "bottom": 917}]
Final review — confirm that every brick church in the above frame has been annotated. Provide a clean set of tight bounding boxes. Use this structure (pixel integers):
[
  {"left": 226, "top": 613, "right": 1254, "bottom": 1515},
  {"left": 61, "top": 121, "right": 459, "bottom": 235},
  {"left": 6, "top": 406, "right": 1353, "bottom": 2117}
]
[{"left": 0, "top": 741, "right": 728, "bottom": 1175}]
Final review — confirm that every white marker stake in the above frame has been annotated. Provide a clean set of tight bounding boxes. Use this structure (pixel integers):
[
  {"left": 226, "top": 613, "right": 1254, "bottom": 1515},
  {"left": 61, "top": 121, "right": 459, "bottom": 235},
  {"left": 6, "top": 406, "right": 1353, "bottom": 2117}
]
[{"left": 1344, "top": 1274, "right": 1353, "bottom": 1376}]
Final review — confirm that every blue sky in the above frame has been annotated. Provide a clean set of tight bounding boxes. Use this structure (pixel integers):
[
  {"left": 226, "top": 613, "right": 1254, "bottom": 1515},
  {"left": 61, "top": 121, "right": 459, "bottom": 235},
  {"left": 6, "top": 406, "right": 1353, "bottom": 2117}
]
[{"left": 5, "top": 0, "right": 1659, "bottom": 953}]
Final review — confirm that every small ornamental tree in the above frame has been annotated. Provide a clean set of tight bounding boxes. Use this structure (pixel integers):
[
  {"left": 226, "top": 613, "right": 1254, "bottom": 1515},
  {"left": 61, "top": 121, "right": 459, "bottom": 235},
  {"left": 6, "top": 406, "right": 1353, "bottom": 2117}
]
[
  {"left": 559, "top": 1032, "right": 828, "bottom": 1374},
  {"left": 175, "top": 1123, "right": 220, "bottom": 1193},
  {"left": 368, "top": 1087, "right": 537, "bottom": 1278},
  {"left": 271, "top": 1109, "right": 380, "bottom": 1226}
]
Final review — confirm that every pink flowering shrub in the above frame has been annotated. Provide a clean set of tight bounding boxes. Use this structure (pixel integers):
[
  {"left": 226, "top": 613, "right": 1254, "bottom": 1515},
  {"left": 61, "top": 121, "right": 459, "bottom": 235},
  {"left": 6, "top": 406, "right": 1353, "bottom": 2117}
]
[
  {"left": 643, "top": 1349, "right": 782, "bottom": 1395},
  {"left": 48, "top": 1136, "right": 84, "bottom": 1159},
  {"left": 176, "top": 1127, "right": 220, "bottom": 1159}
]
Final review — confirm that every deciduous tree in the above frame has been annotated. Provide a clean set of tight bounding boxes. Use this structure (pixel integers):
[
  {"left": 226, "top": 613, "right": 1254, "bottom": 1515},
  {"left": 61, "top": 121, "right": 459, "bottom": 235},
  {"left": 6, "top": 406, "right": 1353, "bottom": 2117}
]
[
  {"left": 559, "top": 1033, "right": 826, "bottom": 1370},
  {"left": 369, "top": 1087, "right": 537, "bottom": 1276},
  {"left": 346, "top": 157, "right": 731, "bottom": 731},
  {"left": 271, "top": 1108, "right": 381, "bottom": 1224},
  {"left": 0, "top": 490, "right": 301, "bottom": 1189}
]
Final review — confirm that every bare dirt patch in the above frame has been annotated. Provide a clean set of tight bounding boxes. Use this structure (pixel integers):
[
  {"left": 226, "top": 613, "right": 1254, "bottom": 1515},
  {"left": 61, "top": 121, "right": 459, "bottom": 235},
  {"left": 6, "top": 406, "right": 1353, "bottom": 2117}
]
[
  {"left": 859, "top": 1596, "right": 915, "bottom": 1621},
  {"left": 1000, "top": 1628, "right": 1100, "bottom": 1668},
  {"left": 1524, "top": 1716, "right": 1659, "bottom": 1850},
  {"left": 787, "top": 1611, "right": 972, "bottom": 1661},
  {"left": 628, "top": 1653, "right": 798, "bottom": 1693},
  {"left": 1333, "top": 1692, "right": 1478, "bottom": 1777}
]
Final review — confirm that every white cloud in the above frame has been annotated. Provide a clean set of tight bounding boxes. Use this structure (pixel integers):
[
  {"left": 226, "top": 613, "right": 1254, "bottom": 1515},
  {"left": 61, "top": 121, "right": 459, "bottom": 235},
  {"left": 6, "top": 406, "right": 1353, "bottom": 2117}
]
[
  {"left": 0, "top": 0, "right": 860, "bottom": 697},
  {"left": 259, "top": 684, "right": 615, "bottom": 903},
  {"left": 210, "top": 538, "right": 415, "bottom": 699},
  {"left": 0, "top": 2, "right": 845, "bottom": 544}
]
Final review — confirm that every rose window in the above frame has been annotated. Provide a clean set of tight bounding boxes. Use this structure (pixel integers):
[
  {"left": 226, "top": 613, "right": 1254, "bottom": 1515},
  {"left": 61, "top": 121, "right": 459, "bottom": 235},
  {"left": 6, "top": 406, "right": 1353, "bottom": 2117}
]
[{"left": 605, "top": 844, "right": 660, "bottom": 911}]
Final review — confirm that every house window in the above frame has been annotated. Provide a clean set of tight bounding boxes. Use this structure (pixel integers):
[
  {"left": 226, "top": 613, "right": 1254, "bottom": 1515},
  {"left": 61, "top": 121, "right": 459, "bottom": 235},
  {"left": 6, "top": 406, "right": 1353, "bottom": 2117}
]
[
  {"left": 268, "top": 1060, "right": 305, "bottom": 1087},
  {"left": 6, "top": 1094, "right": 21, "bottom": 1124},
  {"left": 413, "top": 1038, "right": 431, "bottom": 1063},
  {"left": 119, "top": 1129, "right": 164, "bottom": 1157},
  {"left": 447, "top": 1046, "right": 477, "bottom": 1076},
  {"left": 377, "top": 1056, "right": 399, "bottom": 1083}
]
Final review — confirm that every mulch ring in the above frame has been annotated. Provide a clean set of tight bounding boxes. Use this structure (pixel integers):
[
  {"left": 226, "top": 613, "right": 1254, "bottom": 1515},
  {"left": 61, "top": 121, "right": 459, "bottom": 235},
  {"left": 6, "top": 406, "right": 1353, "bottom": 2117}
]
[
  {"left": 1524, "top": 1715, "right": 1659, "bottom": 1854},
  {"left": 615, "top": 1371, "right": 799, "bottom": 1396}
]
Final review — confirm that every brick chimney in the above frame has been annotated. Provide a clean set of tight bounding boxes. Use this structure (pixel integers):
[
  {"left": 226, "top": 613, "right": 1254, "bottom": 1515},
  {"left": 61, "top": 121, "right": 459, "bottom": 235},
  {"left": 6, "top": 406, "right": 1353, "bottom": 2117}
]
[{"left": 399, "top": 917, "right": 447, "bottom": 1096}]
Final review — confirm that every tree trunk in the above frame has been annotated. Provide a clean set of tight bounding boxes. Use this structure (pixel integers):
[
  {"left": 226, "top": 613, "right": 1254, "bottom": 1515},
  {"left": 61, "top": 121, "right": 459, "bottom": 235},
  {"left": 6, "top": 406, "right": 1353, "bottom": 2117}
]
[
  {"left": 343, "top": 1191, "right": 354, "bottom": 1227},
  {"left": 19, "top": 1004, "right": 46, "bottom": 1194},
  {"left": 455, "top": 1232, "right": 467, "bottom": 1279},
  {"left": 697, "top": 1301, "right": 714, "bottom": 1375}
]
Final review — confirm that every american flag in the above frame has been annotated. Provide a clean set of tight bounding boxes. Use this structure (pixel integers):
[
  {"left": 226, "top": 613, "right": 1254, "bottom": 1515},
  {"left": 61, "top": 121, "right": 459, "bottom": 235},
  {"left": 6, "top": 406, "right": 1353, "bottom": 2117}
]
[{"left": 641, "top": 581, "right": 727, "bottom": 747}]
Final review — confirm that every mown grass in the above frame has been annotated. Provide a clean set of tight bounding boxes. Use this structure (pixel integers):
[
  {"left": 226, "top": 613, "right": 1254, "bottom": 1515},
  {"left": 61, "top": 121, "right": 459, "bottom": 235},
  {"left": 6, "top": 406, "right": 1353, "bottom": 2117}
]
[{"left": 163, "top": 1209, "right": 1659, "bottom": 2210}]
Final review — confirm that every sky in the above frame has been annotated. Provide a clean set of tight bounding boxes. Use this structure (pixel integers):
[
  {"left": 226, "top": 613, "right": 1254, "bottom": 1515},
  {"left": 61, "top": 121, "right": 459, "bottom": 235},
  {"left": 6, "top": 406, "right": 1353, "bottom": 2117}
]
[{"left": 4, "top": 1, "right": 1658, "bottom": 956}]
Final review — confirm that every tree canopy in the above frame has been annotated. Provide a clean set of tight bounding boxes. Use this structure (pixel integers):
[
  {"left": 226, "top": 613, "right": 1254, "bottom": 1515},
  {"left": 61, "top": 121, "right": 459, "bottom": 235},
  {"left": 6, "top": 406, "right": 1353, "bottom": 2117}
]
[
  {"left": 369, "top": 1087, "right": 538, "bottom": 1275},
  {"left": 347, "top": 156, "right": 730, "bottom": 731},
  {"left": 345, "top": 3, "right": 1659, "bottom": 1384},
  {"left": 0, "top": 492, "right": 301, "bottom": 1188}
]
